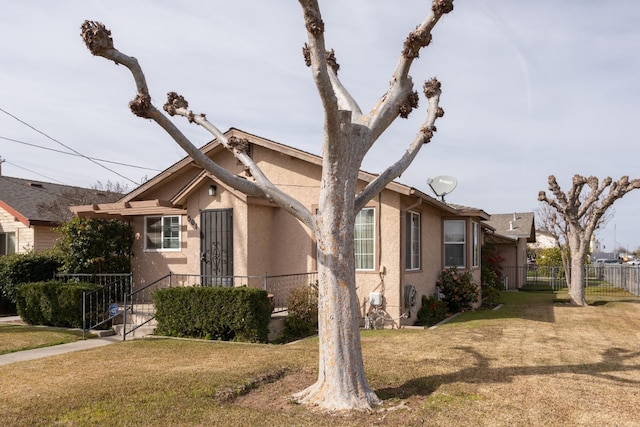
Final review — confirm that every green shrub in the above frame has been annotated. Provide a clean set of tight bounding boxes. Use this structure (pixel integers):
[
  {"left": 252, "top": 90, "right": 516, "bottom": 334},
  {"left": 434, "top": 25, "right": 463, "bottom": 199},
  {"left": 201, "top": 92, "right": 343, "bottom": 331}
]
[
  {"left": 481, "top": 243, "right": 504, "bottom": 306},
  {"left": 283, "top": 286, "right": 318, "bottom": 340},
  {"left": 55, "top": 217, "right": 133, "bottom": 274},
  {"left": 16, "top": 281, "right": 100, "bottom": 328},
  {"left": 416, "top": 295, "right": 448, "bottom": 326},
  {"left": 437, "top": 267, "right": 479, "bottom": 314},
  {"left": 153, "top": 286, "right": 271, "bottom": 343},
  {"left": 0, "top": 250, "right": 63, "bottom": 304}
]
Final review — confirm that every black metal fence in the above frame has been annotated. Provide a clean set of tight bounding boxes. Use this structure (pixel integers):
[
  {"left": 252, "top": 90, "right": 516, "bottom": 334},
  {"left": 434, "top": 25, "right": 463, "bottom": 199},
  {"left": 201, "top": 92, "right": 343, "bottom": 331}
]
[
  {"left": 119, "top": 271, "right": 318, "bottom": 340},
  {"left": 502, "top": 265, "right": 640, "bottom": 297},
  {"left": 55, "top": 273, "right": 133, "bottom": 339}
]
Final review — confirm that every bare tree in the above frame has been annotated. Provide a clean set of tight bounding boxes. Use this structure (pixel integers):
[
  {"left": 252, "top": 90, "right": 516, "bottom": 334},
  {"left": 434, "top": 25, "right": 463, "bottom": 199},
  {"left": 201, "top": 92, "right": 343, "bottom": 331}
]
[
  {"left": 81, "top": 0, "right": 453, "bottom": 410},
  {"left": 538, "top": 174, "right": 640, "bottom": 306},
  {"left": 534, "top": 193, "right": 613, "bottom": 274},
  {"left": 37, "top": 180, "right": 126, "bottom": 222}
]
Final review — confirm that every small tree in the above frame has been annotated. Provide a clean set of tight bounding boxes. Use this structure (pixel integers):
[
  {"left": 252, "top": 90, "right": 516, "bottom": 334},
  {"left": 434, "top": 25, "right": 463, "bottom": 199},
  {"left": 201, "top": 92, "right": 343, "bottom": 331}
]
[
  {"left": 56, "top": 217, "right": 134, "bottom": 274},
  {"left": 538, "top": 174, "right": 640, "bottom": 306}
]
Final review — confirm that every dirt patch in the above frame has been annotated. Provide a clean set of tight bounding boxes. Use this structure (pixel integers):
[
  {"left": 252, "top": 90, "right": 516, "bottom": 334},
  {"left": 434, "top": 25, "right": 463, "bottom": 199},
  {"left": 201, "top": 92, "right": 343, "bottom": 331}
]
[{"left": 233, "top": 367, "right": 316, "bottom": 410}]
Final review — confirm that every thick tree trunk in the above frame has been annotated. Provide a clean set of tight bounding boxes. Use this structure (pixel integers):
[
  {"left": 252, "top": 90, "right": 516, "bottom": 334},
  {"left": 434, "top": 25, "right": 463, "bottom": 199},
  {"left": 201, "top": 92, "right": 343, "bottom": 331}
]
[
  {"left": 567, "top": 228, "right": 587, "bottom": 306},
  {"left": 293, "top": 130, "right": 380, "bottom": 410}
]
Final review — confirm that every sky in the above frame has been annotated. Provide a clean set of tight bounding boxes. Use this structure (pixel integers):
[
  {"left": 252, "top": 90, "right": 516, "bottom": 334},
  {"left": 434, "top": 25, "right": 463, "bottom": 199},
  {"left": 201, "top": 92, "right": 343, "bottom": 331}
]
[{"left": 1, "top": 0, "right": 639, "bottom": 252}]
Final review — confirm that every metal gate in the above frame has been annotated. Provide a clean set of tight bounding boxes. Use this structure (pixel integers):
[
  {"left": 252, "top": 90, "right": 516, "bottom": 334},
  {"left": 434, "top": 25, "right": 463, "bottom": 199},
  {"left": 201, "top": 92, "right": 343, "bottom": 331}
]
[{"left": 200, "top": 209, "right": 233, "bottom": 285}]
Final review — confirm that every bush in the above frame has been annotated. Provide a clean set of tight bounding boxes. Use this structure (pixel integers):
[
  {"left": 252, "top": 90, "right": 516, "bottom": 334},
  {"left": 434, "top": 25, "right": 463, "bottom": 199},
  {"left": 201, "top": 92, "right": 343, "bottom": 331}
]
[
  {"left": 481, "top": 243, "right": 503, "bottom": 306},
  {"left": 416, "top": 295, "right": 448, "bottom": 327},
  {"left": 55, "top": 217, "right": 134, "bottom": 274},
  {"left": 0, "top": 250, "right": 63, "bottom": 305},
  {"left": 153, "top": 286, "right": 271, "bottom": 342},
  {"left": 437, "top": 267, "right": 479, "bottom": 314},
  {"left": 16, "top": 281, "right": 101, "bottom": 328},
  {"left": 283, "top": 285, "right": 318, "bottom": 340}
]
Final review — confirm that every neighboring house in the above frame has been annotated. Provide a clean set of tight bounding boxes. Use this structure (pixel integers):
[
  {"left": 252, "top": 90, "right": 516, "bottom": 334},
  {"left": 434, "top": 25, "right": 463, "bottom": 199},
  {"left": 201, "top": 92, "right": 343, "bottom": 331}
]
[
  {"left": 484, "top": 212, "right": 536, "bottom": 289},
  {"left": 0, "top": 175, "right": 121, "bottom": 255},
  {"left": 73, "top": 128, "right": 491, "bottom": 326},
  {"left": 529, "top": 229, "right": 557, "bottom": 250}
]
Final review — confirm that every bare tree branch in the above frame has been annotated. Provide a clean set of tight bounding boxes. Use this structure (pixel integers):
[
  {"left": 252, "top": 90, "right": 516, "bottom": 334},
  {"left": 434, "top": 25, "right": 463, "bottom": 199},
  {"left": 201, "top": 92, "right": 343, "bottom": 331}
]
[
  {"left": 364, "top": 0, "right": 453, "bottom": 142},
  {"left": 355, "top": 78, "right": 443, "bottom": 212},
  {"left": 80, "top": 20, "right": 315, "bottom": 232}
]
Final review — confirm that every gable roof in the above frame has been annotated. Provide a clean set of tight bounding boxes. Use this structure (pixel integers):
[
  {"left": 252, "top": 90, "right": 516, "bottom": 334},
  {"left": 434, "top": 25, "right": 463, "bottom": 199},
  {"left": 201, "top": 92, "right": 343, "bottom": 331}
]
[
  {"left": 0, "top": 176, "right": 121, "bottom": 226},
  {"left": 486, "top": 212, "right": 536, "bottom": 243},
  {"left": 73, "top": 128, "right": 487, "bottom": 219}
]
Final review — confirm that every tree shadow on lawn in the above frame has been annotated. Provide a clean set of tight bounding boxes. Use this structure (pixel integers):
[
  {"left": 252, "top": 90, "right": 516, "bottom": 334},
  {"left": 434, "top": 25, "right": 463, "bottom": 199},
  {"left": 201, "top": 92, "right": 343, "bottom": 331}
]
[{"left": 376, "top": 345, "right": 640, "bottom": 399}]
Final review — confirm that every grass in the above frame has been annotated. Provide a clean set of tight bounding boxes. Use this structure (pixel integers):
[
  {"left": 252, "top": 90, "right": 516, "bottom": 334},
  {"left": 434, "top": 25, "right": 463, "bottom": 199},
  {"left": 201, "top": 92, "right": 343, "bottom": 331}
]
[
  {"left": 2, "top": 291, "right": 640, "bottom": 426},
  {"left": 0, "top": 324, "right": 85, "bottom": 355}
]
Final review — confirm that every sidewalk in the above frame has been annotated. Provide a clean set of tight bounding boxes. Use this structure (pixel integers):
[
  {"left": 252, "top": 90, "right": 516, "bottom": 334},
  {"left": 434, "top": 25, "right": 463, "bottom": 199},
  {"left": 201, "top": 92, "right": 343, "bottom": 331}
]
[{"left": 0, "top": 316, "right": 121, "bottom": 366}]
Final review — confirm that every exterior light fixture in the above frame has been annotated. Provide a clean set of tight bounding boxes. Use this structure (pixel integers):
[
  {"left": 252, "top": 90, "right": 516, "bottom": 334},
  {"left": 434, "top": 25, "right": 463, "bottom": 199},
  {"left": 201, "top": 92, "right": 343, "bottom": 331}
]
[{"left": 208, "top": 184, "right": 217, "bottom": 196}]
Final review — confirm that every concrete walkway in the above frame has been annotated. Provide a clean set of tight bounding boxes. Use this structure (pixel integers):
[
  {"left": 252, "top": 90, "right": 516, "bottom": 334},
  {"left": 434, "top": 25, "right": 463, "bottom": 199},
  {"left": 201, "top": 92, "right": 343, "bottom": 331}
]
[{"left": 0, "top": 316, "right": 121, "bottom": 366}]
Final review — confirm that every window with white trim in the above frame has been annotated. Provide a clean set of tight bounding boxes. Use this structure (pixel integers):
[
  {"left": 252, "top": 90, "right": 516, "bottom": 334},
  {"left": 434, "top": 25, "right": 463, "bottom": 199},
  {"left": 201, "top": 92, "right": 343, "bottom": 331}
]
[
  {"left": 405, "top": 211, "right": 420, "bottom": 270},
  {"left": 354, "top": 208, "right": 375, "bottom": 270},
  {"left": 145, "top": 216, "right": 181, "bottom": 251},
  {"left": 472, "top": 222, "right": 480, "bottom": 267},
  {"left": 0, "top": 232, "right": 16, "bottom": 256},
  {"left": 444, "top": 220, "right": 466, "bottom": 268}
]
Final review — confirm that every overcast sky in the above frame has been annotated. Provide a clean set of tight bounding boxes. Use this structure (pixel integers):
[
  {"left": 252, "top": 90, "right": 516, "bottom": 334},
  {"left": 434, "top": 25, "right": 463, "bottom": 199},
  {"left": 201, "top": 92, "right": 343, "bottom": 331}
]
[{"left": 1, "top": 1, "right": 639, "bottom": 252}]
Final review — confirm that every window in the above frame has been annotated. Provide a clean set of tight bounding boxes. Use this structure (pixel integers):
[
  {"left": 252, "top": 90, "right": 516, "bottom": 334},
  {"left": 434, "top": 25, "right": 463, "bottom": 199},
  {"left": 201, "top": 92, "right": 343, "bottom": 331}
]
[
  {"left": 444, "top": 220, "right": 466, "bottom": 267},
  {"left": 145, "top": 216, "right": 181, "bottom": 251},
  {"left": 354, "top": 208, "right": 375, "bottom": 270},
  {"left": 472, "top": 222, "right": 480, "bottom": 267},
  {"left": 405, "top": 211, "right": 420, "bottom": 270},
  {"left": 0, "top": 232, "right": 16, "bottom": 256}
]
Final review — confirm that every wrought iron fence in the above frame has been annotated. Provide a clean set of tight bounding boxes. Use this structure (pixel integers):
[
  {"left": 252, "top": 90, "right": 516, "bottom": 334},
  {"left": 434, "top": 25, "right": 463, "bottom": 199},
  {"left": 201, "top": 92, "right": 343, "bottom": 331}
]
[
  {"left": 501, "top": 265, "right": 640, "bottom": 297},
  {"left": 120, "top": 271, "right": 318, "bottom": 340},
  {"left": 55, "top": 273, "right": 133, "bottom": 339}
]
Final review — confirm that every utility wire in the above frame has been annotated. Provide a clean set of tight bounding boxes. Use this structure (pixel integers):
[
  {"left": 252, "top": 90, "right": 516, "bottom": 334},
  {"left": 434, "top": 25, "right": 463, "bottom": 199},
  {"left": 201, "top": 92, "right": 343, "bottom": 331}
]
[
  {"left": 4, "top": 160, "right": 68, "bottom": 185},
  {"left": 0, "top": 107, "right": 139, "bottom": 185},
  {"left": 0, "top": 135, "right": 161, "bottom": 172}
]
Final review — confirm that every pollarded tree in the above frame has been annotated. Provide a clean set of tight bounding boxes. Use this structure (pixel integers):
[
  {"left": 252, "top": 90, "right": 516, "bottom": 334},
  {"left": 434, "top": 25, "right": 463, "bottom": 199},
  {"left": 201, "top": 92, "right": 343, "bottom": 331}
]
[
  {"left": 538, "top": 174, "right": 640, "bottom": 306},
  {"left": 81, "top": 0, "right": 454, "bottom": 411}
]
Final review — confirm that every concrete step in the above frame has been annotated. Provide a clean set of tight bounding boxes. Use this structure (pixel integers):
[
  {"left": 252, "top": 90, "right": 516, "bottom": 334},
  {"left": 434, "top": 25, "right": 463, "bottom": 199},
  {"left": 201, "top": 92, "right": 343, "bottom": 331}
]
[{"left": 112, "top": 323, "right": 156, "bottom": 338}]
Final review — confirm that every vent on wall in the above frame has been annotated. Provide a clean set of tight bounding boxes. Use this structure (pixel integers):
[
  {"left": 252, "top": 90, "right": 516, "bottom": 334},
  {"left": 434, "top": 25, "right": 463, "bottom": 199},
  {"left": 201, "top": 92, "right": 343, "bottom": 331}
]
[{"left": 28, "top": 182, "right": 44, "bottom": 188}]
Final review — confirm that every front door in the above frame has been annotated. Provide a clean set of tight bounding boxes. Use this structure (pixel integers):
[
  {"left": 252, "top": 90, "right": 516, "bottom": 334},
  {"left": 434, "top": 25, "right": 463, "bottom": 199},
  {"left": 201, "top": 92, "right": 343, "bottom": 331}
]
[{"left": 200, "top": 209, "right": 233, "bottom": 283}]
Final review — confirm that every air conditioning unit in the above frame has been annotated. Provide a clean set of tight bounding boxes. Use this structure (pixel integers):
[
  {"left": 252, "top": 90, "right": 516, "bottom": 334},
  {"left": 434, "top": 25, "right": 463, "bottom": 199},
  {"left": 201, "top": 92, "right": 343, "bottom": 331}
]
[{"left": 369, "top": 292, "right": 383, "bottom": 307}]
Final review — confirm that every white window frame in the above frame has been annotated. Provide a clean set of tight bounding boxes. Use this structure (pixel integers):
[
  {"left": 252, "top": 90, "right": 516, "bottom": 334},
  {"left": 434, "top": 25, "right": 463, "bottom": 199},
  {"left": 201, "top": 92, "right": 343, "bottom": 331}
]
[
  {"left": 444, "top": 220, "right": 466, "bottom": 268},
  {"left": 0, "top": 232, "right": 16, "bottom": 256},
  {"left": 405, "top": 210, "right": 421, "bottom": 271},
  {"left": 472, "top": 222, "right": 480, "bottom": 268},
  {"left": 354, "top": 207, "right": 375, "bottom": 271},
  {"left": 144, "top": 215, "right": 182, "bottom": 252}
]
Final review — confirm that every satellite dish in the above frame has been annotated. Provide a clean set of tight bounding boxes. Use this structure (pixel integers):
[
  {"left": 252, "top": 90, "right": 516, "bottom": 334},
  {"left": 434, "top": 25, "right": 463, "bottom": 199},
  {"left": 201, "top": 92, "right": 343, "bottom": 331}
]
[{"left": 427, "top": 176, "right": 457, "bottom": 202}]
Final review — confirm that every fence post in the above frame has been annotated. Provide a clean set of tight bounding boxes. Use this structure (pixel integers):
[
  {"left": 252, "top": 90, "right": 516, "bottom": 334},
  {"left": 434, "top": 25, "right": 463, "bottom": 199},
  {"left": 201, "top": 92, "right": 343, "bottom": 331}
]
[
  {"left": 263, "top": 273, "right": 267, "bottom": 291},
  {"left": 82, "top": 291, "right": 86, "bottom": 340}
]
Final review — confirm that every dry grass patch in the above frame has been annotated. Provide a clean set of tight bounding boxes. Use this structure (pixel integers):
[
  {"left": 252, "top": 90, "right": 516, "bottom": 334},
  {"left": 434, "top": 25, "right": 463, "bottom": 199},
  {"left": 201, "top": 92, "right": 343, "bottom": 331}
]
[{"left": 1, "top": 292, "right": 640, "bottom": 426}]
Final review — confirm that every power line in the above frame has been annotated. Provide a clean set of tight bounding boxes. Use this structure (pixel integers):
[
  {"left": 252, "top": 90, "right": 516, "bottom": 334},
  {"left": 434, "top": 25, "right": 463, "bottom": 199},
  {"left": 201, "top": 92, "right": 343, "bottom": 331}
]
[
  {"left": 0, "top": 135, "right": 161, "bottom": 172},
  {"left": 4, "top": 160, "right": 68, "bottom": 185},
  {"left": 0, "top": 107, "right": 139, "bottom": 185}
]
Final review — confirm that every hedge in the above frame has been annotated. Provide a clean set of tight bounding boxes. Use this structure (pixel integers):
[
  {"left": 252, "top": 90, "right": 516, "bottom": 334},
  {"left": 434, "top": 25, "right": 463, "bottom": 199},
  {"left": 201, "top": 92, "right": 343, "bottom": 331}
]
[
  {"left": 16, "top": 281, "right": 101, "bottom": 328},
  {"left": 0, "top": 251, "right": 63, "bottom": 304},
  {"left": 153, "top": 286, "right": 271, "bottom": 343}
]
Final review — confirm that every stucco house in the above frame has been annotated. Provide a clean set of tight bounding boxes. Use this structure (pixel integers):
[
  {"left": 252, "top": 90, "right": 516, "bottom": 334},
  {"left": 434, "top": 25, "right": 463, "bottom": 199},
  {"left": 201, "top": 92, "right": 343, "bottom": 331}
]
[
  {"left": 484, "top": 212, "right": 536, "bottom": 289},
  {"left": 0, "top": 175, "right": 120, "bottom": 255},
  {"left": 73, "top": 128, "right": 491, "bottom": 326}
]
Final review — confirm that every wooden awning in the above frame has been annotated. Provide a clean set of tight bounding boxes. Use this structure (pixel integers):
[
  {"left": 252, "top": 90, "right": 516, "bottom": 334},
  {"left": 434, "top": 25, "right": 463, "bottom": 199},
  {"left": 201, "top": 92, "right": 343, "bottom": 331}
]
[{"left": 71, "top": 199, "right": 186, "bottom": 220}]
